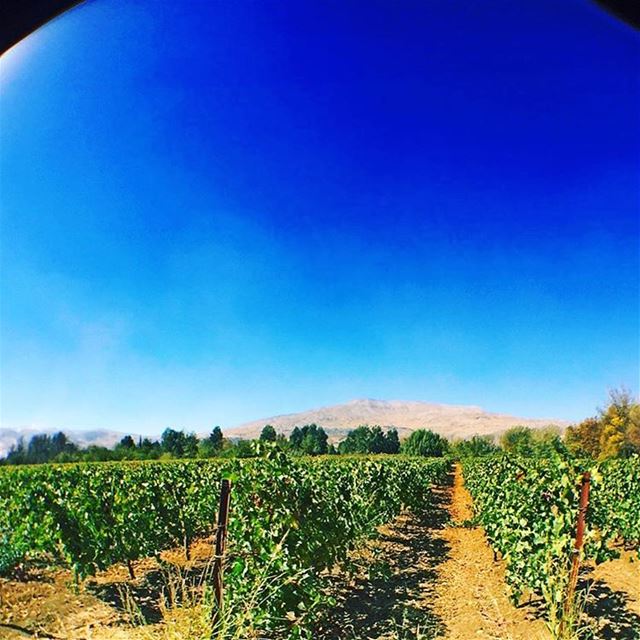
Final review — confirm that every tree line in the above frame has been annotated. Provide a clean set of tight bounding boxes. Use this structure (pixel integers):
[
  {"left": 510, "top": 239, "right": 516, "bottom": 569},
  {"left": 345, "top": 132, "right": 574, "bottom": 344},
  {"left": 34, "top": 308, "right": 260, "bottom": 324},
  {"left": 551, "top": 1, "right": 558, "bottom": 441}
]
[
  {"left": 0, "top": 423, "right": 445, "bottom": 465},
  {"left": 564, "top": 388, "right": 639, "bottom": 459},
  {"left": 3, "top": 389, "right": 637, "bottom": 466}
]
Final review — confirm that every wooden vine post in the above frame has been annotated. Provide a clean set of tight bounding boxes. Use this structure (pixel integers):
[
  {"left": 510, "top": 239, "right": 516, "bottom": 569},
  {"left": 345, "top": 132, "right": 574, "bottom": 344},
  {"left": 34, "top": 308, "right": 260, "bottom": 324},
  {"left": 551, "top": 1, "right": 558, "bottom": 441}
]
[
  {"left": 211, "top": 478, "right": 232, "bottom": 633},
  {"left": 563, "top": 471, "right": 591, "bottom": 623}
]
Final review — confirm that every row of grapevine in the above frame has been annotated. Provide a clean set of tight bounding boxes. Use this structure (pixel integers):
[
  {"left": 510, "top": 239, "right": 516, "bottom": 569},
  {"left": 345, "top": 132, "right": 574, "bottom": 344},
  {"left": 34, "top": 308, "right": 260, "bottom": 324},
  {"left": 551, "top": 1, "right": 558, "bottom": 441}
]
[
  {"left": 462, "top": 454, "right": 639, "bottom": 636},
  {"left": 0, "top": 450, "right": 449, "bottom": 636},
  {"left": 590, "top": 457, "right": 640, "bottom": 548}
]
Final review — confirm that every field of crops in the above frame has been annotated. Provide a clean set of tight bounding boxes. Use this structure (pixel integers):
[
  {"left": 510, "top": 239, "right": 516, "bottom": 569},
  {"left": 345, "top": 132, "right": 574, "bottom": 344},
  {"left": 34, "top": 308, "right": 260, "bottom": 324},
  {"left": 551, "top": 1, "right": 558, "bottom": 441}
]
[
  {"left": 1, "top": 452, "right": 638, "bottom": 639},
  {"left": 463, "top": 454, "right": 640, "bottom": 636},
  {"left": 0, "top": 451, "right": 449, "bottom": 636}
]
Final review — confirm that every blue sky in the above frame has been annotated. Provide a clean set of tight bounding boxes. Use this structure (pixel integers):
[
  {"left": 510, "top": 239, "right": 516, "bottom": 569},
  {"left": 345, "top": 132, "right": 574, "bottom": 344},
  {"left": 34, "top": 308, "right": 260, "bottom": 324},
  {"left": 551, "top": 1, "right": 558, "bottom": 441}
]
[{"left": 1, "top": 0, "right": 638, "bottom": 434}]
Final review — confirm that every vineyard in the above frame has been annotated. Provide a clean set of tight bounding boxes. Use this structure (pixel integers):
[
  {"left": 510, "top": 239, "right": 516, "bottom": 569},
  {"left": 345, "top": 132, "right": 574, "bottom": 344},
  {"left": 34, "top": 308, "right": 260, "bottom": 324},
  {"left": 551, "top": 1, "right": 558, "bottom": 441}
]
[
  {"left": 463, "top": 454, "right": 640, "bottom": 637},
  {"left": 0, "top": 451, "right": 449, "bottom": 637},
  {"left": 0, "top": 452, "right": 638, "bottom": 639}
]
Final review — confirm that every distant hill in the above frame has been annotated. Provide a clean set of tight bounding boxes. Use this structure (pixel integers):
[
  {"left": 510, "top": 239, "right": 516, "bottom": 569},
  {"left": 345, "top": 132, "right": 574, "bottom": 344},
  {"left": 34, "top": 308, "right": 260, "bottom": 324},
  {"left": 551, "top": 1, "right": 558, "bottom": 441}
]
[
  {"left": 225, "top": 398, "right": 569, "bottom": 442},
  {"left": 0, "top": 399, "right": 570, "bottom": 456},
  {"left": 0, "top": 428, "right": 142, "bottom": 458}
]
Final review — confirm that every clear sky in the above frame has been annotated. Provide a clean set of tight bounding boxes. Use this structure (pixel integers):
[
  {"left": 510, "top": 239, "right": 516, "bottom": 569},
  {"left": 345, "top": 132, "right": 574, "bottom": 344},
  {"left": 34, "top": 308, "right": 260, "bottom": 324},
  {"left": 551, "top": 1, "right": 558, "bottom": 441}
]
[{"left": 1, "top": 0, "right": 638, "bottom": 434}]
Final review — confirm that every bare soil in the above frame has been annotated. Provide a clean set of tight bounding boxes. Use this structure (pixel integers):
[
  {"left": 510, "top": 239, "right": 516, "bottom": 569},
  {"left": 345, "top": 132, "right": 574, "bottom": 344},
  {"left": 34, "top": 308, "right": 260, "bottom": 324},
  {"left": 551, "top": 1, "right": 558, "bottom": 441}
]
[
  {"left": 431, "top": 465, "right": 549, "bottom": 640},
  {"left": 582, "top": 550, "right": 639, "bottom": 640},
  {"left": 316, "top": 464, "right": 639, "bottom": 640},
  {"left": 315, "top": 511, "right": 447, "bottom": 639},
  {"left": 0, "top": 540, "right": 215, "bottom": 640},
  {"left": 316, "top": 466, "right": 549, "bottom": 640}
]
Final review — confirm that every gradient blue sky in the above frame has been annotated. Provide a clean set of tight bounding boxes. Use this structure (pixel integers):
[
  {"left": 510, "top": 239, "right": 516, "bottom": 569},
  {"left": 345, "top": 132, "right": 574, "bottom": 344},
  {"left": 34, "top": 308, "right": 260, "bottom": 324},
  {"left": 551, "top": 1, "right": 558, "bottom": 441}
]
[{"left": 1, "top": 0, "right": 638, "bottom": 434}]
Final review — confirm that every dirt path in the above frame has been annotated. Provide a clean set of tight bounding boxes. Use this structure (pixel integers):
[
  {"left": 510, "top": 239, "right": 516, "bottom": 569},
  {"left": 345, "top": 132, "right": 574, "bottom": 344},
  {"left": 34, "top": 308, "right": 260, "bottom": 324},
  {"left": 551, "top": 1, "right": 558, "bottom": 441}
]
[
  {"left": 315, "top": 509, "right": 448, "bottom": 639},
  {"left": 319, "top": 464, "right": 640, "bottom": 640},
  {"left": 317, "top": 466, "right": 549, "bottom": 639},
  {"left": 432, "top": 465, "right": 549, "bottom": 640},
  {"left": 435, "top": 465, "right": 639, "bottom": 640}
]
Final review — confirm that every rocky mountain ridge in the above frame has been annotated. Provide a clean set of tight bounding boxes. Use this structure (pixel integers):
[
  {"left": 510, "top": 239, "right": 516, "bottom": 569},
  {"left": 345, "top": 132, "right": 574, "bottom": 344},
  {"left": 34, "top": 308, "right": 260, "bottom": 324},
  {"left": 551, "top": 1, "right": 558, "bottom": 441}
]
[{"left": 225, "top": 398, "right": 569, "bottom": 442}]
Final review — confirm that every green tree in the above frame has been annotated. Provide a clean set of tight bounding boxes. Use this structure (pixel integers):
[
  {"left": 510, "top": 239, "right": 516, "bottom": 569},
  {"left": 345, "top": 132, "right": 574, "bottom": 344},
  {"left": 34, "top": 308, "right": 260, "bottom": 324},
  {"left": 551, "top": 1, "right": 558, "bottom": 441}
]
[
  {"left": 161, "top": 428, "right": 187, "bottom": 457},
  {"left": 531, "top": 426, "right": 566, "bottom": 457},
  {"left": 370, "top": 426, "right": 387, "bottom": 453},
  {"left": 183, "top": 433, "right": 199, "bottom": 458},
  {"left": 27, "top": 434, "right": 54, "bottom": 464},
  {"left": 51, "top": 432, "right": 76, "bottom": 456},
  {"left": 260, "top": 424, "right": 277, "bottom": 442},
  {"left": 338, "top": 426, "right": 374, "bottom": 454},
  {"left": 290, "top": 426, "right": 303, "bottom": 449},
  {"left": 118, "top": 435, "right": 136, "bottom": 449},
  {"left": 500, "top": 426, "right": 534, "bottom": 456},
  {"left": 5, "top": 437, "right": 27, "bottom": 464},
  {"left": 232, "top": 439, "right": 256, "bottom": 458},
  {"left": 139, "top": 437, "right": 161, "bottom": 458},
  {"left": 401, "top": 429, "right": 448, "bottom": 457},
  {"left": 338, "top": 425, "right": 400, "bottom": 454},
  {"left": 451, "top": 435, "right": 497, "bottom": 458},
  {"left": 292, "top": 424, "right": 328, "bottom": 455},
  {"left": 199, "top": 427, "right": 224, "bottom": 457},
  {"left": 209, "top": 426, "right": 224, "bottom": 449},
  {"left": 384, "top": 428, "right": 400, "bottom": 454},
  {"left": 275, "top": 433, "right": 289, "bottom": 449},
  {"left": 81, "top": 445, "right": 115, "bottom": 462}
]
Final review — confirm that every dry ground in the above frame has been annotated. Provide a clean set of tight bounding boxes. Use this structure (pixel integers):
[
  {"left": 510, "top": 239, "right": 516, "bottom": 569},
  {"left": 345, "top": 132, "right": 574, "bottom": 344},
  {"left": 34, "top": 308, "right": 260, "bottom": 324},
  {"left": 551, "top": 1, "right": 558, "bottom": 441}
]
[
  {"left": 0, "top": 541, "right": 216, "bottom": 640},
  {"left": 430, "top": 466, "right": 550, "bottom": 640},
  {"left": 316, "top": 465, "right": 639, "bottom": 640},
  {"left": 1, "top": 467, "right": 638, "bottom": 640}
]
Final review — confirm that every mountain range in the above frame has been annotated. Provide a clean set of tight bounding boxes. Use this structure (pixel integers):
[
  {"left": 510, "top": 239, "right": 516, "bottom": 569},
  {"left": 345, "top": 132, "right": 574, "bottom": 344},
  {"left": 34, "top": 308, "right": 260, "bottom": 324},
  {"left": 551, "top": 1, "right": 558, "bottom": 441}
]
[
  {"left": 0, "top": 398, "right": 570, "bottom": 456},
  {"left": 225, "top": 398, "right": 568, "bottom": 441}
]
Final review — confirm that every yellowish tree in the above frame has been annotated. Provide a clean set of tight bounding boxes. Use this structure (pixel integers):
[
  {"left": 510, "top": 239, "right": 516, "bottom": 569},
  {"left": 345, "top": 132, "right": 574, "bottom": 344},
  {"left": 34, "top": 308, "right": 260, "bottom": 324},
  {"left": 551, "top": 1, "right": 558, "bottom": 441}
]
[
  {"left": 597, "top": 388, "right": 639, "bottom": 459},
  {"left": 565, "top": 418, "right": 603, "bottom": 458}
]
